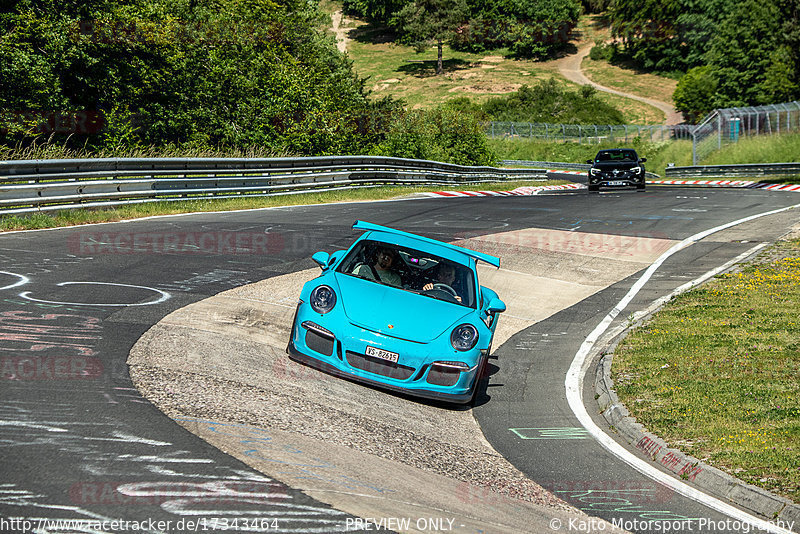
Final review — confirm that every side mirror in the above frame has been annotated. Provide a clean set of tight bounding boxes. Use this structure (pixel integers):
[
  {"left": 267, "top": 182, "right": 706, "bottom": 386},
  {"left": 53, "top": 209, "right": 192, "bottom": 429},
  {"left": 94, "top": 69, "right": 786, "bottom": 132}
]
[
  {"left": 640, "top": 157, "right": 647, "bottom": 163},
  {"left": 311, "top": 251, "right": 330, "bottom": 269},
  {"left": 586, "top": 159, "right": 593, "bottom": 164},
  {"left": 328, "top": 250, "right": 345, "bottom": 268},
  {"left": 486, "top": 298, "right": 506, "bottom": 314}
]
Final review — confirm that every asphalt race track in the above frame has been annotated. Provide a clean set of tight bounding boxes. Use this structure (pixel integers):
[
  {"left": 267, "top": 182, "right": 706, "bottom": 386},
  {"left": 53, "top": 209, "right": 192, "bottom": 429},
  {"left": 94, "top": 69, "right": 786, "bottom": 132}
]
[{"left": 1, "top": 186, "right": 798, "bottom": 534}]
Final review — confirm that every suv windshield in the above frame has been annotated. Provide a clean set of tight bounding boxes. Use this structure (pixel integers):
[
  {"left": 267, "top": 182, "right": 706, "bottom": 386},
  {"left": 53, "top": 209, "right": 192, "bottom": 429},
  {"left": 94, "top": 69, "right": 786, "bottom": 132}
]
[
  {"left": 596, "top": 150, "right": 638, "bottom": 162},
  {"left": 336, "top": 240, "right": 476, "bottom": 307}
]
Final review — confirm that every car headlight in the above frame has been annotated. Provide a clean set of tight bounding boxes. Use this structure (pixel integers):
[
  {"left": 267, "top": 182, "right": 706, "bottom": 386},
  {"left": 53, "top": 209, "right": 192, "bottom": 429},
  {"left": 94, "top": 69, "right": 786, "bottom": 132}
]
[
  {"left": 309, "top": 285, "right": 336, "bottom": 314},
  {"left": 589, "top": 168, "right": 600, "bottom": 176},
  {"left": 630, "top": 166, "right": 641, "bottom": 174},
  {"left": 451, "top": 324, "right": 478, "bottom": 351}
]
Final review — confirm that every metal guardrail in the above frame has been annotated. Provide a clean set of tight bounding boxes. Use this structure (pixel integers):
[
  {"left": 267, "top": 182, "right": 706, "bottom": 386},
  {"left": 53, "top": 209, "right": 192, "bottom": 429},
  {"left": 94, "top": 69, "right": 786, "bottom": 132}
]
[
  {"left": 501, "top": 160, "right": 590, "bottom": 170},
  {"left": 503, "top": 160, "right": 661, "bottom": 180},
  {"left": 0, "top": 156, "right": 548, "bottom": 215},
  {"left": 665, "top": 162, "right": 800, "bottom": 179}
]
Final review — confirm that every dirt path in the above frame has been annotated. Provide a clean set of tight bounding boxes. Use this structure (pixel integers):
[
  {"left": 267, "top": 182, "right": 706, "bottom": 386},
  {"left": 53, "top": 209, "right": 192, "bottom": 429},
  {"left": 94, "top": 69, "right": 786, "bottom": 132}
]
[
  {"left": 558, "top": 44, "right": 683, "bottom": 125},
  {"left": 331, "top": 9, "right": 349, "bottom": 53}
]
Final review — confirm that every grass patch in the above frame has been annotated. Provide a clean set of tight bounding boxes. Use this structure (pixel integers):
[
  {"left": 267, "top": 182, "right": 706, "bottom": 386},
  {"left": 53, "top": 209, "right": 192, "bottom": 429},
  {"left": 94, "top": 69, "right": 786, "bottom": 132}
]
[
  {"left": 488, "top": 133, "right": 800, "bottom": 178},
  {"left": 612, "top": 237, "right": 800, "bottom": 502},
  {"left": 581, "top": 57, "right": 677, "bottom": 110},
  {"left": 0, "top": 179, "right": 567, "bottom": 232},
  {"left": 703, "top": 133, "right": 800, "bottom": 166},
  {"left": 347, "top": 18, "right": 538, "bottom": 109},
  {"left": 578, "top": 16, "right": 678, "bottom": 107},
  {"left": 0, "top": 139, "right": 291, "bottom": 161},
  {"left": 488, "top": 137, "right": 610, "bottom": 164},
  {"left": 646, "top": 140, "right": 695, "bottom": 174},
  {"left": 487, "top": 137, "right": 694, "bottom": 176},
  {"left": 589, "top": 88, "right": 667, "bottom": 125}
]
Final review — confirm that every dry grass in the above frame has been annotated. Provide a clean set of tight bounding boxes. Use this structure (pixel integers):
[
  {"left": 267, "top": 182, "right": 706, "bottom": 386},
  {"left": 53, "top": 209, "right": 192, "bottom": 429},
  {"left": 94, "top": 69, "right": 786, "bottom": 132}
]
[{"left": 339, "top": 6, "right": 670, "bottom": 124}]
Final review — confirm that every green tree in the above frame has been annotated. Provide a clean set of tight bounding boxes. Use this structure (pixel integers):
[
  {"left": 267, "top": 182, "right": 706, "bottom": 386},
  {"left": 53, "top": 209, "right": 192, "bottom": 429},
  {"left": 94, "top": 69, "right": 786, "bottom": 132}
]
[
  {"left": 0, "top": 0, "right": 385, "bottom": 153},
  {"left": 343, "top": 0, "right": 408, "bottom": 24},
  {"left": 673, "top": 65, "right": 719, "bottom": 122},
  {"left": 1, "top": 0, "right": 508, "bottom": 165},
  {"left": 760, "top": 46, "right": 799, "bottom": 104},
  {"left": 705, "top": 0, "right": 781, "bottom": 106},
  {"left": 608, "top": 0, "right": 735, "bottom": 73},
  {"left": 507, "top": 0, "right": 580, "bottom": 59},
  {"left": 774, "top": 0, "right": 800, "bottom": 102},
  {"left": 391, "top": 0, "right": 469, "bottom": 75}
]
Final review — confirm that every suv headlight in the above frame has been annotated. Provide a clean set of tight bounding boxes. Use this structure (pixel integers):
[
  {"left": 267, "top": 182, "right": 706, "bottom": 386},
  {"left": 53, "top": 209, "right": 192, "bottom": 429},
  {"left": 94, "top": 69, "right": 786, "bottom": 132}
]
[
  {"left": 310, "top": 285, "right": 336, "bottom": 314},
  {"left": 451, "top": 324, "right": 478, "bottom": 351},
  {"left": 630, "top": 166, "right": 642, "bottom": 174},
  {"left": 589, "top": 168, "right": 600, "bottom": 176}
]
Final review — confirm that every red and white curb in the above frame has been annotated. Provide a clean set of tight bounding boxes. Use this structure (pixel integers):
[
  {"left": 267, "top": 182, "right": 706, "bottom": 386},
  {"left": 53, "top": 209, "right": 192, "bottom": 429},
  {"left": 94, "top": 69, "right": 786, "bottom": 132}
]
[
  {"left": 422, "top": 180, "right": 800, "bottom": 198},
  {"left": 547, "top": 169, "right": 587, "bottom": 176},
  {"left": 650, "top": 180, "right": 800, "bottom": 191},
  {"left": 422, "top": 183, "right": 585, "bottom": 197}
]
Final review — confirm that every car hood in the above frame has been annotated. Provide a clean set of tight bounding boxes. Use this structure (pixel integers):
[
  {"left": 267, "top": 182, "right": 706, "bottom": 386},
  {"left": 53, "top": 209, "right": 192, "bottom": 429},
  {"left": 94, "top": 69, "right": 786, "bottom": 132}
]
[{"left": 335, "top": 274, "right": 472, "bottom": 343}]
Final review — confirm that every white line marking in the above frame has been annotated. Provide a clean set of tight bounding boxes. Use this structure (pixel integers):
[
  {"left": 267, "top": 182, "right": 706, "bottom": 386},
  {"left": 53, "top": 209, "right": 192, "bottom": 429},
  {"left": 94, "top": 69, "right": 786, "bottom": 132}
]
[
  {"left": 565, "top": 202, "right": 800, "bottom": 534},
  {"left": 83, "top": 432, "right": 172, "bottom": 446},
  {"left": 0, "top": 271, "right": 30, "bottom": 291},
  {"left": 0, "top": 421, "right": 68, "bottom": 432},
  {"left": 19, "top": 281, "right": 171, "bottom": 307},
  {"left": 116, "top": 455, "right": 214, "bottom": 463}
]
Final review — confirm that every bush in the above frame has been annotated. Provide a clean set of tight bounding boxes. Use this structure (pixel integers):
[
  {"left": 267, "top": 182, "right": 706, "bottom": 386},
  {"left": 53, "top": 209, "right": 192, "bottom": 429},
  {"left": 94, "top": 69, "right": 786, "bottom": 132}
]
[
  {"left": 589, "top": 40, "right": 617, "bottom": 61},
  {"left": 673, "top": 66, "right": 719, "bottom": 123},
  {"left": 373, "top": 106, "right": 496, "bottom": 166}
]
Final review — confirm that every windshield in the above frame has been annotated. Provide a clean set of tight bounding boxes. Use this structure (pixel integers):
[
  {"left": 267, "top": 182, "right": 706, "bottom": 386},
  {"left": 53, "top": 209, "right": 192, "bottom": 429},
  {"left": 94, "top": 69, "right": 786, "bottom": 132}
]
[
  {"left": 596, "top": 150, "right": 638, "bottom": 162},
  {"left": 336, "top": 240, "right": 476, "bottom": 307}
]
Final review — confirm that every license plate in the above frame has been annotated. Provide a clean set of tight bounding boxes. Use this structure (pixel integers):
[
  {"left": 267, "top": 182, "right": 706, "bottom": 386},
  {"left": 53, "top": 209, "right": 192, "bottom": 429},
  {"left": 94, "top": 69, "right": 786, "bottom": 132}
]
[
  {"left": 608, "top": 180, "right": 626, "bottom": 186},
  {"left": 365, "top": 346, "right": 399, "bottom": 363}
]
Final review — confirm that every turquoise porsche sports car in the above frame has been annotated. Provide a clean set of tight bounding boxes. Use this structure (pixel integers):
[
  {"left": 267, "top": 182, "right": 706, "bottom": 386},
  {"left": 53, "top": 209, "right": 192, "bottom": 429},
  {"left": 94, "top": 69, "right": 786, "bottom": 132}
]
[{"left": 287, "top": 221, "right": 506, "bottom": 404}]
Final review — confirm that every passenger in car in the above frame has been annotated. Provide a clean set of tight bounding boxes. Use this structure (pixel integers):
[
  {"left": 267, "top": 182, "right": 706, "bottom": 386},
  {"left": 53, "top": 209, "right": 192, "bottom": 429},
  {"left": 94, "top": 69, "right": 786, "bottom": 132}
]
[{"left": 353, "top": 246, "right": 402, "bottom": 287}]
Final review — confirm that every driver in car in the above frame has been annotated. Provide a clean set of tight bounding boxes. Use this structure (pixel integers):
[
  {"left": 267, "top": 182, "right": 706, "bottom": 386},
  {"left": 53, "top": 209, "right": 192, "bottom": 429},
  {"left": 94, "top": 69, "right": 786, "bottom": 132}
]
[{"left": 422, "top": 262, "right": 462, "bottom": 303}]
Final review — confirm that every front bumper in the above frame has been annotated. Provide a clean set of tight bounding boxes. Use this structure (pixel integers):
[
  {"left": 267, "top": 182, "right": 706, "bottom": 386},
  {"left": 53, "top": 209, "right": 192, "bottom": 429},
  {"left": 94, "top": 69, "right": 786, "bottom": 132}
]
[
  {"left": 589, "top": 170, "right": 645, "bottom": 188},
  {"left": 286, "top": 315, "right": 481, "bottom": 404}
]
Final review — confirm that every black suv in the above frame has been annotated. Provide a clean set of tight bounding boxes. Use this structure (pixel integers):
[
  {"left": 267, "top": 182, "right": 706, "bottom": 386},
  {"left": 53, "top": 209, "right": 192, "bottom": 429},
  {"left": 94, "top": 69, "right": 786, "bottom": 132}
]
[{"left": 586, "top": 148, "right": 647, "bottom": 192}]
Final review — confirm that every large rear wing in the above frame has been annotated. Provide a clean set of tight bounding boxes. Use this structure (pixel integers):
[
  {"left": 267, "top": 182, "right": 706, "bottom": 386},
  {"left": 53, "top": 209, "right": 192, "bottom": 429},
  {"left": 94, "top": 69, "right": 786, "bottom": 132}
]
[{"left": 352, "top": 220, "right": 501, "bottom": 268}]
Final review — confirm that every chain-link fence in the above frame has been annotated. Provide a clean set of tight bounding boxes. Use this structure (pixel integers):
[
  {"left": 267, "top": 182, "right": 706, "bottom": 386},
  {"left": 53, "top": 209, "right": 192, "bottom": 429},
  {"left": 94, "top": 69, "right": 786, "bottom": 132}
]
[
  {"left": 485, "top": 122, "right": 692, "bottom": 144},
  {"left": 692, "top": 101, "right": 800, "bottom": 164}
]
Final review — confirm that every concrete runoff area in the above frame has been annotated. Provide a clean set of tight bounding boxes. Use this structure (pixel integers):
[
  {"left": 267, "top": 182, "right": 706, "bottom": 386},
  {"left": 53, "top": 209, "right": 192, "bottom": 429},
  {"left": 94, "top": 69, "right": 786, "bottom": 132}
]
[{"left": 129, "top": 227, "right": 678, "bottom": 533}]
